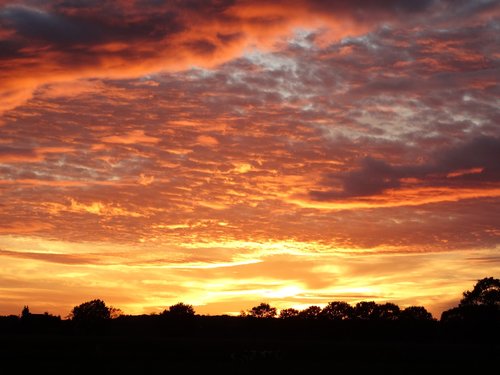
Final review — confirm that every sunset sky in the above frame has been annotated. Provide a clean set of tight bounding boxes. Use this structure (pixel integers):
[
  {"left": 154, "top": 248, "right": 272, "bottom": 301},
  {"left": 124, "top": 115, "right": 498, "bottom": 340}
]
[{"left": 1, "top": 0, "right": 499, "bottom": 319}]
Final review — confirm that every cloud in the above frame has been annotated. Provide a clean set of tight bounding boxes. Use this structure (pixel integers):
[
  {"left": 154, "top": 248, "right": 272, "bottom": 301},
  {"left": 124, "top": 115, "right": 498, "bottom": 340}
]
[
  {"left": 0, "top": 248, "right": 102, "bottom": 265},
  {"left": 0, "top": 12, "right": 497, "bottom": 250},
  {"left": 101, "top": 130, "right": 160, "bottom": 144},
  {"left": 44, "top": 198, "right": 146, "bottom": 218},
  {"left": 437, "top": 136, "right": 500, "bottom": 181},
  {"left": 0, "top": 221, "right": 53, "bottom": 234},
  {"left": 308, "top": 0, "right": 436, "bottom": 14},
  {"left": 2, "top": 0, "right": 487, "bottom": 114},
  {"left": 311, "top": 136, "right": 500, "bottom": 200},
  {"left": 0, "top": 145, "right": 41, "bottom": 162},
  {"left": 138, "top": 173, "right": 155, "bottom": 186},
  {"left": 196, "top": 135, "right": 219, "bottom": 147},
  {"left": 0, "top": 4, "right": 99, "bottom": 45},
  {"left": 0, "top": 145, "right": 75, "bottom": 163}
]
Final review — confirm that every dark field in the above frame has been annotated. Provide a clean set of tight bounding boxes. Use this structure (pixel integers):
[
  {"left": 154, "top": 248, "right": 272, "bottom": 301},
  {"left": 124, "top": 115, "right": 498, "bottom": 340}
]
[{"left": 1, "top": 319, "right": 498, "bottom": 374}]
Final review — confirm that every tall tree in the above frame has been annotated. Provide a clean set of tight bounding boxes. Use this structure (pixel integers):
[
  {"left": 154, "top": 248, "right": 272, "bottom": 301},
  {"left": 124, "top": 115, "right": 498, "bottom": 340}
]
[
  {"left": 459, "top": 277, "right": 500, "bottom": 307},
  {"left": 21, "top": 306, "right": 30, "bottom": 319}
]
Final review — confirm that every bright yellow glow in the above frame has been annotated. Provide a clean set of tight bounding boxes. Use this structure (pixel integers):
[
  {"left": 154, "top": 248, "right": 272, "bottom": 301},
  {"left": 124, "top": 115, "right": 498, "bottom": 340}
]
[
  {"left": 1, "top": 234, "right": 499, "bottom": 318},
  {"left": 263, "top": 285, "right": 303, "bottom": 298}
]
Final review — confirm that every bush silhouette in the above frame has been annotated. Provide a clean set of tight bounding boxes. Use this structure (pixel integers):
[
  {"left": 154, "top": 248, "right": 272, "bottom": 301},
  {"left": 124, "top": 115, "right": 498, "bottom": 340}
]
[
  {"left": 161, "top": 302, "right": 196, "bottom": 318},
  {"left": 248, "top": 303, "right": 277, "bottom": 318}
]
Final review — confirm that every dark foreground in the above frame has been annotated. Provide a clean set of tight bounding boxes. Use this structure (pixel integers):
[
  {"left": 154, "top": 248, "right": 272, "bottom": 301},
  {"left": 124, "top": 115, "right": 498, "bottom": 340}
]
[
  {"left": 1, "top": 319, "right": 498, "bottom": 374},
  {"left": 2, "top": 335, "right": 499, "bottom": 374}
]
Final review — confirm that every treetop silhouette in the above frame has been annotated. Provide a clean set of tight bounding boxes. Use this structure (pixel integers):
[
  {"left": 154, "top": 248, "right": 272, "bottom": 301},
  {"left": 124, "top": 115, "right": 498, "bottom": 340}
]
[
  {"left": 459, "top": 277, "right": 500, "bottom": 307},
  {"left": 9, "top": 277, "right": 500, "bottom": 329},
  {"left": 161, "top": 302, "right": 196, "bottom": 317},
  {"left": 400, "top": 306, "right": 434, "bottom": 321},
  {"left": 279, "top": 308, "right": 300, "bottom": 319},
  {"left": 441, "top": 277, "right": 500, "bottom": 323},
  {"left": 321, "top": 301, "right": 354, "bottom": 321},
  {"left": 247, "top": 303, "right": 277, "bottom": 318},
  {"left": 69, "top": 299, "right": 112, "bottom": 322}
]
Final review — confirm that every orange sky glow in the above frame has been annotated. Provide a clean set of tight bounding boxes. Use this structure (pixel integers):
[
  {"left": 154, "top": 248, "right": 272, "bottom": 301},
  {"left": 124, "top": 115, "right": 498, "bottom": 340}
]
[{"left": 0, "top": 0, "right": 499, "bottom": 319}]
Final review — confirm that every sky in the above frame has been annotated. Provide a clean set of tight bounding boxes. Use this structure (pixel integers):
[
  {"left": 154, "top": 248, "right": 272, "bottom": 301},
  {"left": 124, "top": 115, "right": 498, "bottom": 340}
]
[{"left": 0, "top": 0, "right": 499, "bottom": 319}]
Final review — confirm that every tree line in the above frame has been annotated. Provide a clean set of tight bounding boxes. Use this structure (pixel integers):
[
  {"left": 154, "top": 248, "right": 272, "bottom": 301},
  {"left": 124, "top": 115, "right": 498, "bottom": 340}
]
[{"left": 2, "top": 277, "right": 499, "bottom": 335}]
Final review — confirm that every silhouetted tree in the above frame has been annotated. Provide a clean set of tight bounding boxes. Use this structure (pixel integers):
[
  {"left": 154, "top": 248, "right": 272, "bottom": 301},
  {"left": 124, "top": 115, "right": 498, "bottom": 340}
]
[
  {"left": 440, "top": 306, "right": 464, "bottom": 322},
  {"left": 299, "top": 305, "right": 322, "bottom": 319},
  {"left": 279, "top": 308, "right": 300, "bottom": 319},
  {"left": 441, "top": 277, "right": 500, "bottom": 323},
  {"left": 321, "top": 301, "right": 354, "bottom": 320},
  {"left": 459, "top": 277, "right": 500, "bottom": 307},
  {"left": 248, "top": 303, "right": 277, "bottom": 318},
  {"left": 376, "top": 302, "right": 401, "bottom": 320},
  {"left": 353, "top": 301, "right": 379, "bottom": 320},
  {"left": 162, "top": 302, "right": 195, "bottom": 317},
  {"left": 69, "top": 299, "right": 111, "bottom": 323},
  {"left": 21, "top": 306, "right": 30, "bottom": 319},
  {"left": 400, "top": 306, "right": 434, "bottom": 321},
  {"left": 109, "top": 306, "right": 123, "bottom": 319}
]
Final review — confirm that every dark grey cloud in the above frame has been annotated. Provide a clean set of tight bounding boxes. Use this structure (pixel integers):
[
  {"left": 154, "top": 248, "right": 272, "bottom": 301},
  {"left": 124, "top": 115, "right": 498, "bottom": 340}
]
[
  {"left": 0, "top": 145, "right": 38, "bottom": 161},
  {"left": 437, "top": 136, "right": 500, "bottom": 177},
  {"left": 0, "top": 4, "right": 101, "bottom": 45},
  {"left": 310, "top": 0, "right": 436, "bottom": 13},
  {"left": 0, "top": 2, "right": 183, "bottom": 54},
  {"left": 311, "top": 136, "right": 500, "bottom": 200}
]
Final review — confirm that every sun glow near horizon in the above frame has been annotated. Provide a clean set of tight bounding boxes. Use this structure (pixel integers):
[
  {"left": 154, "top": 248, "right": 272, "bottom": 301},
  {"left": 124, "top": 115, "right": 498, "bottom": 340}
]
[{"left": 1, "top": 234, "right": 498, "bottom": 318}]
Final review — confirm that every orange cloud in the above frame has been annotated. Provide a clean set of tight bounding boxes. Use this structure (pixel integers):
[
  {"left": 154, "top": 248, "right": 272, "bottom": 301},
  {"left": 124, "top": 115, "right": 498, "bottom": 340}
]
[
  {"left": 447, "top": 167, "right": 484, "bottom": 178},
  {"left": 0, "top": 0, "right": 427, "bottom": 114},
  {"left": 0, "top": 221, "right": 54, "bottom": 234},
  {"left": 0, "top": 150, "right": 42, "bottom": 163},
  {"left": 293, "top": 187, "right": 500, "bottom": 210},
  {"left": 101, "top": 130, "right": 160, "bottom": 144},
  {"left": 196, "top": 135, "right": 219, "bottom": 147}
]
